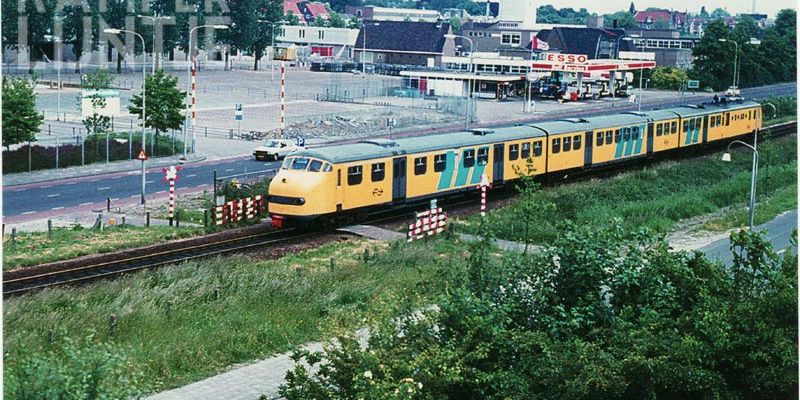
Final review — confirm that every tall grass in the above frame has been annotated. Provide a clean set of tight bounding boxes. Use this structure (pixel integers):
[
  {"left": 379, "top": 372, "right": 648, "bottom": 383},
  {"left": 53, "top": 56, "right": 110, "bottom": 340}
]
[
  {"left": 462, "top": 135, "right": 797, "bottom": 244},
  {"left": 3, "top": 238, "right": 455, "bottom": 395}
]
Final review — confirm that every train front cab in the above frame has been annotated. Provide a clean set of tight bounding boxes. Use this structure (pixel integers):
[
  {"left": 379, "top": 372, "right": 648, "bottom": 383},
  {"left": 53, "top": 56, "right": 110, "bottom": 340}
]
[{"left": 268, "top": 155, "right": 339, "bottom": 227}]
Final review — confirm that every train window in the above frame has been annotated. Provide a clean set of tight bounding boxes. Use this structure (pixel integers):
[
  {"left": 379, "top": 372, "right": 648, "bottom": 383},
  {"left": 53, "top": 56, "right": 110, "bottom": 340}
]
[
  {"left": 347, "top": 165, "right": 363, "bottom": 185},
  {"left": 711, "top": 116, "right": 716, "bottom": 128},
  {"left": 696, "top": 117, "right": 702, "bottom": 127},
  {"left": 291, "top": 157, "right": 310, "bottom": 170},
  {"left": 463, "top": 149, "right": 475, "bottom": 167},
  {"left": 371, "top": 162, "right": 385, "bottom": 182},
  {"left": 281, "top": 157, "right": 293, "bottom": 170},
  {"left": 614, "top": 129, "right": 621, "bottom": 143},
  {"left": 656, "top": 124, "right": 663, "bottom": 136},
  {"left": 683, "top": 120, "right": 689, "bottom": 132},
  {"left": 414, "top": 157, "right": 427, "bottom": 175},
  {"left": 308, "top": 160, "right": 323, "bottom": 172},
  {"left": 563, "top": 136, "right": 571, "bottom": 152},
  {"left": 573, "top": 135, "right": 581, "bottom": 150},
  {"left": 533, "top": 141, "right": 542, "bottom": 157},
  {"left": 606, "top": 130, "right": 613, "bottom": 144},
  {"left": 596, "top": 133, "right": 604, "bottom": 146},
  {"left": 623, "top": 129, "right": 630, "bottom": 141},
  {"left": 552, "top": 138, "right": 561, "bottom": 153},
  {"left": 521, "top": 142, "right": 531, "bottom": 158},
  {"left": 477, "top": 148, "right": 489, "bottom": 165},
  {"left": 632, "top": 127, "right": 639, "bottom": 141},
  {"left": 322, "top": 163, "right": 332, "bottom": 172},
  {"left": 725, "top": 112, "right": 730, "bottom": 126},
  {"left": 434, "top": 154, "right": 447, "bottom": 172},
  {"left": 509, "top": 144, "right": 519, "bottom": 160},
  {"left": 671, "top": 121, "right": 677, "bottom": 134},
  {"left": 337, "top": 170, "right": 341, "bottom": 186}
]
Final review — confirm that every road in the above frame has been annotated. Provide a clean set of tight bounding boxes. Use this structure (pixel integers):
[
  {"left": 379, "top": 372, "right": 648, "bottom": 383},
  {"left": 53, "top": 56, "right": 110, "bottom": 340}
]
[
  {"left": 3, "top": 82, "right": 795, "bottom": 222},
  {"left": 699, "top": 210, "right": 797, "bottom": 266}
]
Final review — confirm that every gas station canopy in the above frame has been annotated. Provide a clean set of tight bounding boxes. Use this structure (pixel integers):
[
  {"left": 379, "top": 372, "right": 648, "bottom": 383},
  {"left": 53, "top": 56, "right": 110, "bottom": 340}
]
[{"left": 530, "top": 53, "right": 656, "bottom": 73}]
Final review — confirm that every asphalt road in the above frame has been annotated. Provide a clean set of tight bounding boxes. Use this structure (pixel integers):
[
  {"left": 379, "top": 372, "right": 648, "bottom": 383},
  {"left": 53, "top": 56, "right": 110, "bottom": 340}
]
[
  {"left": 3, "top": 158, "right": 280, "bottom": 219},
  {"left": 3, "top": 82, "right": 796, "bottom": 221},
  {"left": 699, "top": 210, "right": 798, "bottom": 266}
]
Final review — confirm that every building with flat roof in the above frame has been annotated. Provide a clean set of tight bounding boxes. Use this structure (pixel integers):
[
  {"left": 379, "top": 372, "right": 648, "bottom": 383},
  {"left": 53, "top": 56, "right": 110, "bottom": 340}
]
[
  {"left": 277, "top": 26, "right": 359, "bottom": 59},
  {"left": 345, "top": 6, "right": 441, "bottom": 22}
]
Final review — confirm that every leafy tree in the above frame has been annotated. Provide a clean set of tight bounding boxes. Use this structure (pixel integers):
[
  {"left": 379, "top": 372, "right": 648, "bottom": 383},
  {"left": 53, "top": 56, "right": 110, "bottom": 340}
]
[
  {"left": 313, "top": 16, "right": 328, "bottom": 26},
  {"left": 689, "top": 18, "right": 732, "bottom": 90},
  {"left": 710, "top": 7, "right": 730, "bottom": 18},
  {"left": 328, "top": 12, "right": 346, "bottom": 28},
  {"left": 699, "top": 5, "right": 709, "bottom": 17},
  {"left": 449, "top": 16, "right": 462, "bottom": 32},
  {"left": 537, "top": 5, "right": 593, "bottom": 24},
  {"left": 348, "top": 16, "right": 363, "bottom": 29},
  {"left": 2, "top": 77, "right": 43, "bottom": 150},
  {"left": 226, "top": 0, "right": 282, "bottom": 71},
  {"left": 128, "top": 69, "right": 185, "bottom": 151},
  {"left": 604, "top": 11, "right": 639, "bottom": 28},
  {"left": 653, "top": 18, "right": 672, "bottom": 29},
  {"left": 81, "top": 69, "right": 113, "bottom": 137},
  {"left": 651, "top": 66, "right": 689, "bottom": 90},
  {"left": 285, "top": 11, "right": 301, "bottom": 25}
]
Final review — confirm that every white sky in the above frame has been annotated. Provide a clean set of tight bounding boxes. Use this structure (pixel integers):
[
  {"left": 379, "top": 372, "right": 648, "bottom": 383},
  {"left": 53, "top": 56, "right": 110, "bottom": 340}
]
[{"left": 541, "top": 0, "right": 797, "bottom": 18}]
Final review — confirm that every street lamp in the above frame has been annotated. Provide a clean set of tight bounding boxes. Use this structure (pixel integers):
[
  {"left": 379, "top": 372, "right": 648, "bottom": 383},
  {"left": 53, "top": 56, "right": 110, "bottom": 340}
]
[
  {"left": 721, "top": 140, "right": 759, "bottom": 230},
  {"left": 104, "top": 28, "right": 148, "bottom": 204},
  {"left": 622, "top": 34, "right": 646, "bottom": 111},
  {"left": 445, "top": 33, "right": 474, "bottom": 129},
  {"left": 138, "top": 15, "right": 174, "bottom": 73},
  {"left": 184, "top": 24, "right": 229, "bottom": 159},
  {"left": 257, "top": 20, "right": 287, "bottom": 81},
  {"left": 44, "top": 34, "right": 62, "bottom": 121}
]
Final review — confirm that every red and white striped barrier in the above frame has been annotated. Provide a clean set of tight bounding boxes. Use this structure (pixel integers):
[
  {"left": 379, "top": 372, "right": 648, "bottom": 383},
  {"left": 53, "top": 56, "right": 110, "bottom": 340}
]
[
  {"left": 408, "top": 204, "right": 447, "bottom": 242},
  {"left": 280, "top": 61, "right": 285, "bottom": 137},
  {"left": 162, "top": 166, "right": 182, "bottom": 220},
  {"left": 212, "top": 195, "right": 267, "bottom": 226},
  {"left": 190, "top": 56, "right": 197, "bottom": 128},
  {"left": 478, "top": 173, "right": 491, "bottom": 217}
]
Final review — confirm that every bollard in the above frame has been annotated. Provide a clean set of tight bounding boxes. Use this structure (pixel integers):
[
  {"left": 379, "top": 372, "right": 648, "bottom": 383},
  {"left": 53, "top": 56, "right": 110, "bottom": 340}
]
[
  {"left": 109, "top": 315, "right": 117, "bottom": 336},
  {"left": 176, "top": 211, "right": 180, "bottom": 227},
  {"left": 47, "top": 219, "right": 53, "bottom": 238},
  {"left": 169, "top": 217, "right": 173, "bottom": 227},
  {"left": 11, "top": 228, "right": 16, "bottom": 247},
  {"left": 146, "top": 212, "right": 151, "bottom": 227},
  {"left": 203, "top": 210, "right": 208, "bottom": 227},
  {"left": 122, "top": 215, "right": 126, "bottom": 227},
  {"left": 107, "top": 197, "right": 111, "bottom": 212}
]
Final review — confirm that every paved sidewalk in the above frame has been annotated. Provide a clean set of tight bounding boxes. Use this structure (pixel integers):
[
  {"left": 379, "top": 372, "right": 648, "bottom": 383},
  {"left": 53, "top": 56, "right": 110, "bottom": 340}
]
[
  {"left": 6, "top": 209, "right": 201, "bottom": 233},
  {"left": 147, "top": 328, "right": 369, "bottom": 400},
  {"left": 3, "top": 154, "right": 206, "bottom": 186}
]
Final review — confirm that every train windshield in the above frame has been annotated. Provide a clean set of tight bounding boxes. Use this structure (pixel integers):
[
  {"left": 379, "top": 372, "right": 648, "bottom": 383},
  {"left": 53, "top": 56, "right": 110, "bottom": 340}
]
[
  {"left": 281, "top": 157, "right": 294, "bottom": 169},
  {"left": 290, "top": 157, "right": 310, "bottom": 170}
]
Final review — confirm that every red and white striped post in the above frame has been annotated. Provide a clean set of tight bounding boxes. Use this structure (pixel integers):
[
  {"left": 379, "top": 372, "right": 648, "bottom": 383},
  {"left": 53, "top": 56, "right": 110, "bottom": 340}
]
[
  {"left": 478, "top": 173, "right": 490, "bottom": 217},
  {"left": 190, "top": 56, "right": 197, "bottom": 153},
  {"left": 163, "top": 166, "right": 181, "bottom": 225},
  {"left": 280, "top": 60, "right": 286, "bottom": 138}
]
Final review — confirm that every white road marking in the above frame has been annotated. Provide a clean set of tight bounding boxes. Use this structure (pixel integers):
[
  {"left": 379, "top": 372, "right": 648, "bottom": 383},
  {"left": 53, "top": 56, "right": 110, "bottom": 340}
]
[
  {"left": 146, "top": 180, "right": 155, "bottom": 184},
  {"left": 51, "top": 206, "right": 64, "bottom": 210},
  {"left": 40, "top": 185, "right": 52, "bottom": 189},
  {"left": 156, "top": 190, "right": 166, "bottom": 194},
  {"left": 47, "top": 193, "right": 60, "bottom": 197},
  {"left": 65, "top": 181, "right": 77, "bottom": 185},
  {"left": 131, "top": 194, "right": 139, "bottom": 198},
  {"left": 111, "top": 197, "right": 120, "bottom": 201},
  {"left": 13, "top": 188, "right": 26, "bottom": 192},
  {"left": 97, "top": 187, "right": 111, "bottom": 191},
  {"left": 80, "top": 202, "right": 94, "bottom": 206},
  {"left": 197, "top": 183, "right": 209, "bottom": 187},
  {"left": 90, "top": 179, "right": 100, "bottom": 182},
  {"left": 224, "top": 168, "right": 234, "bottom": 172},
  {"left": 22, "top": 211, "right": 36, "bottom": 215},
  {"left": 186, "top": 174, "right": 196, "bottom": 177}
]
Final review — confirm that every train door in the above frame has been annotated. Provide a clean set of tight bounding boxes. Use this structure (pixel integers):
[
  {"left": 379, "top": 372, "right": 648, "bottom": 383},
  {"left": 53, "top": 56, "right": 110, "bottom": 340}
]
[
  {"left": 392, "top": 157, "right": 407, "bottom": 203},
  {"left": 492, "top": 144, "right": 504, "bottom": 184},
  {"left": 336, "top": 169, "right": 344, "bottom": 211},
  {"left": 584, "top": 131, "right": 593, "bottom": 168},
  {"left": 702, "top": 115, "right": 709, "bottom": 143},
  {"left": 646, "top": 122, "right": 654, "bottom": 155}
]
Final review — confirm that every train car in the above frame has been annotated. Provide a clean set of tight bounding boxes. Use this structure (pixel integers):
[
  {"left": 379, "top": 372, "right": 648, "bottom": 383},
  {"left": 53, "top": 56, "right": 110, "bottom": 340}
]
[{"left": 268, "top": 100, "right": 763, "bottom": 227}]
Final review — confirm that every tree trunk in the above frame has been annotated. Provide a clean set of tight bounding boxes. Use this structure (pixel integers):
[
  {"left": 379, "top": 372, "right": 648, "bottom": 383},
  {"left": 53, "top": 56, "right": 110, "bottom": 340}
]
[
  {"left": 253, "top": 46, "right": 259, "bottom": 71},
  {"left": 116, "top": 53, "right": 123, "bottom": 73},
  {"left": 225, "top": 50, "right": 229, "bottom": 71}
]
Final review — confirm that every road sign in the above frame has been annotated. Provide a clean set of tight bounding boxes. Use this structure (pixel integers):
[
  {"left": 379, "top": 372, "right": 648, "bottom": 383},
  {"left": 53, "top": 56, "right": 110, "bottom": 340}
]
[
  {"left": 296, "top": 136, "right": 305, "bottom": 147},
  {"left": 687, "top": 80, "right": 700, "bottom": 89},
  {"left": 235, "top": 103, "right": 243, "bottom": 121},
  {"left": 137, "top": 149, "right": 148, "bottom": 160}
]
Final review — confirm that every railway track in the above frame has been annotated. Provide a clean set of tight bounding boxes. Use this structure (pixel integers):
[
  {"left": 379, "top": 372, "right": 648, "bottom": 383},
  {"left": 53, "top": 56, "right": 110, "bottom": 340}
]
[
  {"left": 3, "top": 228, "right": 311, "bottom": 296},
  {"left": 5, "top": 121, "right": 794, "bottom": 296}
]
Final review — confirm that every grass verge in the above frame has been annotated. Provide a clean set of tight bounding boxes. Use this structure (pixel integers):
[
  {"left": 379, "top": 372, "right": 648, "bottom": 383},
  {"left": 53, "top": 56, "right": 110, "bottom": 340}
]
[
  {"left": 2, "top": 225, "right": 205, "bottom": 271},
  {"left": 457, "top": 134, "right": 797, "bottom": 244},
  {"left": 3, "top": 237, "right": 456, "bottom": 396}
]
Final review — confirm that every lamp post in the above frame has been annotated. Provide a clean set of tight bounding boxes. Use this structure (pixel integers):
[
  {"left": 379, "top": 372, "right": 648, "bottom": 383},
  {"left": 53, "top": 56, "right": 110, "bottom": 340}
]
[
  {"left": 257, "top": 20, "right": 287, "bottom": 81},
  {"left": 622, "top": 34, "right": 646, "bottom": 111},
  {"left": 721, "top": 141, "right": 759, "bottom": 230},
  {"left": 445, "top": 34, "right": 474, "bottom": 129},
  {"left": 184, "top": 24, "right": 229, "bottom": 159},
  {"left": 718, "top": 38, "right": 739, "bottom": 91},
  {"left": 45, "top": 35, "right": 62, "bottom": 120},
  {"left": 104, "top": 28, "right": 147, "bottom": 204},
  {"left": 138, "top": 15, "right": 174, "bottom": 73}
]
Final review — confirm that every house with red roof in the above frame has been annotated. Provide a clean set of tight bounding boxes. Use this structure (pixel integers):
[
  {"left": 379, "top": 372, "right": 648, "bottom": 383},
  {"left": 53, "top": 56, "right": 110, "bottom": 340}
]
[
  {"left": 634, "top": 9, "right": 687, "bottom": 29},
  {"left": 284, "top": 0, "right": 330, "bottom": 24}
]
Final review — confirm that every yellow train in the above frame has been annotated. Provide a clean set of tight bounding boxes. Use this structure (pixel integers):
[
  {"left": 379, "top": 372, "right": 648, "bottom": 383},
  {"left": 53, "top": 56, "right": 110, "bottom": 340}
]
[{"left": 267, "top": 100, "right": 762, "bottom": 228}]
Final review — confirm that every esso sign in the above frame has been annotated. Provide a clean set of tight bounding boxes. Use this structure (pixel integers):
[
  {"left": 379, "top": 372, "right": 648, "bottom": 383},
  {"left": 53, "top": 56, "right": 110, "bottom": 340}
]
[{"left": 544, "top": 53, "right": 588, "bottom": 64}]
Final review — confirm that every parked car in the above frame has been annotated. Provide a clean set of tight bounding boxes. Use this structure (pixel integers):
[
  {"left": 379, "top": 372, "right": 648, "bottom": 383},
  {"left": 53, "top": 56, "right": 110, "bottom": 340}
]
[{"left": 253, "top": 139, "right": 304, "bottom": 161}]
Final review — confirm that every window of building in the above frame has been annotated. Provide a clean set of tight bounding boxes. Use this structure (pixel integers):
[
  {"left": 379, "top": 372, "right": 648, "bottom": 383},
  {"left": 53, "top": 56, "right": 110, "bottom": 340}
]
[
  {"left": 299, "top": 29, "right": 305, "bottom": 38},
  {"left": 552, "top": 138, "right": 561, "bottom": 153},
  {"left": 477, "top": 147, "right": 489, "bottom": 165},
  {"left": 347, "top": 165, "right": 362, "bottom": 185},
  {"left": 414, "top": 156, "right": 427, "bottom": 175},
  {"left": 501, "top": 32, "right": 521, "bottom": 46},
  {"left": 563, "top": 136, "right": 571, "bottom": 152},
  {"left": 521, "top": 142, "right": 530, "bottom": 158},
  {"left": 371, "top": 162, "right": 385, "bottom": 182},
  {"left": 574, "top": 135, "right": 582, "bottom": 150},
  {"left": 509, "top": 144, "right": 519, "bottom": 160},
  {"left": 463, "top": 149, "right": 475, "bottom": 167},
  {"left": 533, "top": 141, "right": 542, "bottom": 157},
  {"left": 434, "top": 153, "right": 447, "bottom": 172}
]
